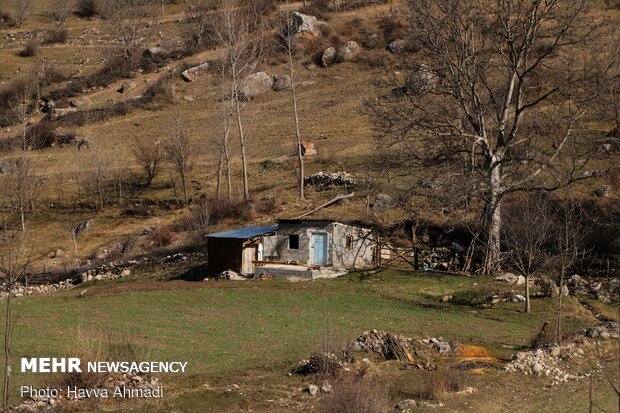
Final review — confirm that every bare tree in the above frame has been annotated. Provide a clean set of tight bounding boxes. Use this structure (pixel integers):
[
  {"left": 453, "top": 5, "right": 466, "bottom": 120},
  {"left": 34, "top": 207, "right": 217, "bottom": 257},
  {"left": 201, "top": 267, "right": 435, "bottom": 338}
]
[
  {"left": 277, "top": 4, "right": 306, "bottom": 200},
  {"left": 163, "top": 112, "right": 194, "bottom": 205},
  {"left": 182, "top": 0, "right": 215, "bottom": 52},
  {"left": 101, "top": 0, "right": 156, "bottom": 68},
  {"left": 48, "top": 0, "right": 72, "bottom": 25},
  {"left": 131, "top": 135, "right": 163, "bottom": 187},
  {"left": 367, "top": 0, "right": 613, "bottom": 274},
  {"left": 11, "top": 0, "right": 31, "bottom": 28},
  {"left": 502, "top": 193, "right": 551, "bottom": 313},
  {"left": 550, "top": 197, "right": 587, "bottom": 343},
  {"left": 215, "top": 96, "right": 233, "bottom": 200},
  {"left": 0, "top": 230, "right": 31, "bottom": 410},
  {"left": 212, "top": 0, "right": 264, "bottom": 201},
  {"left": 86, "top": 143, "right": 108, "bottom": 210},
  {"left": 1, "top": 158, "right": 36, "bottom": 232},
  {"left": 70, "top": 219, "right": 94, "bottom": 254}
]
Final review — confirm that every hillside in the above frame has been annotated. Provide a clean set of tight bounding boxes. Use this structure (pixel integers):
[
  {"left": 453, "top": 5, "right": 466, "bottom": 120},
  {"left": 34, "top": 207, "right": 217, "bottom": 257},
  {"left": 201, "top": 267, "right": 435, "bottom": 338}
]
[{"left": 0, "top": 0, "right": 618, "bottom": 412}]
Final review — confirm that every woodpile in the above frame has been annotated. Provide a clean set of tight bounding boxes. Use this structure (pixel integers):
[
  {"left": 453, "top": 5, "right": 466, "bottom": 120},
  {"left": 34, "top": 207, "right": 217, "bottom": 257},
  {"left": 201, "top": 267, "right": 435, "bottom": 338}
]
[{"left": 354, "top": 330, "right": 414, "bottom": 362}]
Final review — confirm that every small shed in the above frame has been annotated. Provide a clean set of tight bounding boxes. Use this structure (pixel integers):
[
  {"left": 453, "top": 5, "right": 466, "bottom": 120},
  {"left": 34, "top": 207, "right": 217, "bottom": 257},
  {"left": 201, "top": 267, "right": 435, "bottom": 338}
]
[
  {"left": 262, "top": 219, "right": 377, "bottom": 270},
  {"left": 206, "top": 226, "right": 277, "bottom": 275}
]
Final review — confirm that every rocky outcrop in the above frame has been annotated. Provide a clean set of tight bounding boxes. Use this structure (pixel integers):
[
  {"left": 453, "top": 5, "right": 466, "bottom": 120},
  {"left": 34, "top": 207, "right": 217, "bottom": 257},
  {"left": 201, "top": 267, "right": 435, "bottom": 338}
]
[
  {"left": 238, "top": 72, "right": 273, "bottom": 100},
  {"left": 321, "top": 46, "right": 337, "bottom": 67},
  {"left": 181, "top": 62, "right": 210, "bottom": 82},
  {"left": 336, "top": 41, "right": 360, "bottom": 62},
  {"left": 387, "top": 39, "right": 408, "bottom": 54},
  {"left": 272, "top": 74, "right": 291, "bottom": 92}
]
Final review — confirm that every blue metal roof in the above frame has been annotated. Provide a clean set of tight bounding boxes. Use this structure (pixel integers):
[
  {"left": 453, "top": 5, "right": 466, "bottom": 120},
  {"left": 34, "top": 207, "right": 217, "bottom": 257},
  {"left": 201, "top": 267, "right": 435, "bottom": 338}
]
[{"left": 206, "top": 225, "right": 278, "bottom": 239}]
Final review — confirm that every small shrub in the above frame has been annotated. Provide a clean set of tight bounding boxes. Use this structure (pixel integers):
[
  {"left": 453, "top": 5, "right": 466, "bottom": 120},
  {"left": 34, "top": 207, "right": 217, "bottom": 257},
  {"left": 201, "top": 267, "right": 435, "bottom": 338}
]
[
  {"left": 320, "top": 374, "right": 390, "bottom": 413},
  {"left": 43, "top": 28, "right": 68, "bottom": 45},
  {"left": 209, "top": 198, "right": 255, "bottom": 224},
  {"left": 25, "top": 120, "right": 59, "bottom": 149},
  {"left": 75, "top": 0, "right": 100, "bottom": 18},
  {"left": 420, "top": 366, "right": 466, "bottom": 400},
  {"left": 147, "top": 225, "right": 176, "bottom": 248},
  {"left": 377, "top": 12, "right": 404, "bottom": 43},
  {"left": 0, "top": 10, "right": 16, "bottom": 28},
  {"left": 139, "top": 74, "right": 174, "bottom": 109},
  {"left": 186, "top": 195, "right": 210, "bottom": 232},
  {"left": 19, "top": 40, "right": 39, "bottom": 57}
]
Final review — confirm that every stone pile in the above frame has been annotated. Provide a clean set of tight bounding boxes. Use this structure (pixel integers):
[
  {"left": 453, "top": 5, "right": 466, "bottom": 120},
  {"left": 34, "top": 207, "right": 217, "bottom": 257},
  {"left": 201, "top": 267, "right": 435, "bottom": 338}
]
[
  {"left": 567, "top": 274, "right": 619, "bottom": 304},
  {"left": 304, "top": 171, "right": 356, "bottom": 189},
  {"left": 504, "top": 345, "right": 585, "bottom": 385},
  {"left": 296, "top": 352, "right": 347, "bottom": 375},
  {"left": 420, "top": 337, "right": 453, "bottom": 354},
  {"left": 354, "top": 330, "right": 414, "bottom": 361},
  {"left": 582, "top": 322, "right": 620, "bottom": 339},
  {"left": 0, "top": 279, "right": 74, "bottom": 300}
]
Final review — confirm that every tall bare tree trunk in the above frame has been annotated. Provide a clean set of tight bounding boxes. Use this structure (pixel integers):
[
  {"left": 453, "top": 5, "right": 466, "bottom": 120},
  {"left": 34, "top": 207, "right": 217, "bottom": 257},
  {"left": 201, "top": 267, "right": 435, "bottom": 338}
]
[
  {"left": 483, "top": 166, "right": 502, "bottom": 274},
  {"left": 288, "top": 46, "right": 305, "bottom": 200},
  {"left": 525, "top": 275, "right": 531, "bottom": 313},
  {"left": 232, "top": 73, "right": 250, "bottom": 201}
]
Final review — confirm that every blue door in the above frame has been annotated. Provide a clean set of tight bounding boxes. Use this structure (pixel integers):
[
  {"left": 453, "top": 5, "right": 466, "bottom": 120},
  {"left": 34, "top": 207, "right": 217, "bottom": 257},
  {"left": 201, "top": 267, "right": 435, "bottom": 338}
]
[{"left": 312, "top": 233, "right": 328, "bottom": 266}]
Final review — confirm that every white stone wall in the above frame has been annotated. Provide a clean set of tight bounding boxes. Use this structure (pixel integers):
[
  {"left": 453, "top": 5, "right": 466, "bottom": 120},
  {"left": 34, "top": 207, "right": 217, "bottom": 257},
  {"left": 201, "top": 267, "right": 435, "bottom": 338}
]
[{"left": 261, "top": 221, "right": 376, "bottom": 269}]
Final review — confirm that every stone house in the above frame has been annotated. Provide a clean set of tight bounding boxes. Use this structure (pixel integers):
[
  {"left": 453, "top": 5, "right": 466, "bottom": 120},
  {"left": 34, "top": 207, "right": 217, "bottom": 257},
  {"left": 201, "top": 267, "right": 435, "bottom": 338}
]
[{"left": 207, "top": 219, "right": 377, "bottom": 278}]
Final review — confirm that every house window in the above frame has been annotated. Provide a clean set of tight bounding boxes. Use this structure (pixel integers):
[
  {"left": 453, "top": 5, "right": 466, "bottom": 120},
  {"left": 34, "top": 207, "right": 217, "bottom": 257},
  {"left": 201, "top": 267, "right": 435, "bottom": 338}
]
[
  {"left": 288, "top": 234, "right": 299, "bottom": 249},
  {"left": 345, "top": 236, "right": 353, "bottom": 250}
]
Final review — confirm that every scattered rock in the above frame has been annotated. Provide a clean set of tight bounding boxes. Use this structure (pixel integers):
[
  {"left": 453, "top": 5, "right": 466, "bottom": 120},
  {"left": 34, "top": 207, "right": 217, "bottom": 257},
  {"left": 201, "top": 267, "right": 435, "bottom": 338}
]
[
  {"left": 495, "top": 273, "right": 526, "bottom": 285},
  {"left": 406, "top": 64, "right": 438, "bottom": 93},
  {"left": 70, "top": 97, "right": 91, "bottom": 108},
  {"left": 355, "top": 330, "right": 414, "bottom": 361},
  {"left": 583, "top": 322, "right": 620, "bottom": 339},
  {"left": 336, "top": 41, "right": 360, "bottom": 62},
  {"left": 304, "top": 171, "right": 356, "bottom": 189},
  {"left": 272, "top": 75, "right": 291, "bottom": 92},
  {"left": 182, "top": 95, "right": 194, "bottom": 101},
  {"left": 511, "top": 294, "right": 526, "bottom": 302},
  {"left": 0, "top": 160, "right": 14, "bottom": 174},
  {"left": 320, "top": 383, "right": 332, "bottom": 393},
  {"left": 238, "top": 72, "right": 273, "bottom": 100},
  {"left": 306, "top": 384, "right": 319, "bottom": 396},
  {"left": 321, "top": 46, "right": 337, "bottom": 67},
  {"left": 50, "top": 248, "right": 65, "bottom": 259},
  {"left": 439, "top": 295, "right": 453, "bottom": 303},
  {"left": 594, "top": 185, "right": 611, "bottom": 197},
  {"left": 395, "top": 399, "right": 417, "bottom": 411},
  {"left": 300, "top": 141, "right": 317, "bottom": 156},
  {"left": 219, "top": 270, "right": 248, "bottom": 281},
  {"left": 421, "top": 337, "right": 453, "bottom": 354},
  {"left": 387, "top": 39, "right": 408, "bottom": 54},
  {"left": 181, "top": 62, "right": 210, "bottom": 82}
]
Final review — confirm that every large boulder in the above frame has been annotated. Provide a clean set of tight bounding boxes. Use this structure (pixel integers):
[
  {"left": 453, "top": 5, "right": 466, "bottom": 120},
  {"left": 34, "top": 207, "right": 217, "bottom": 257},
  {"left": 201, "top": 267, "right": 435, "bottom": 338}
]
[
  {"left": 272, "top": 75, "right": 291, "bottom": 92},
  {"left": 406, "top": 64, "right": 438, "bottom": 93},
  {"left": 336, "top": 40, "right": 360, "bottom": 62},
  {"left": 238, "top": 72, "right": 273, "bottom": 100},
  {"left": 291, "top": 12, "right": 320, "bottom": 36},
  {"left": 321, "top": 47, "right": 337, "bottom": 67},
  {"left": 0, "top": 159, "right": 15, "bottom": 174},
  {"left": 181, "top": 62, "right": 210, "bottom": 82}
]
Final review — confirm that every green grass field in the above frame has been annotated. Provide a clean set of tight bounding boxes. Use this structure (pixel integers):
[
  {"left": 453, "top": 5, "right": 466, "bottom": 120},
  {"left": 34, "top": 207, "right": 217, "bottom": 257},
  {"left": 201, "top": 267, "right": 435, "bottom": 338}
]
[{"left": 4, "top": 270, "right": 617, "bottom": 412}]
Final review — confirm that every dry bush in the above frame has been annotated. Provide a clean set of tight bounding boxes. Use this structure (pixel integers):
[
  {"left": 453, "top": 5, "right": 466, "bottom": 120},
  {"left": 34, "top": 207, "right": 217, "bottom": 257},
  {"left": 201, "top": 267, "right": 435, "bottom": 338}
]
[
  {"left": 420, "top": 366, "right": 466, "bottom": 400},
  {"left": 139, "top": 74, "right": 174, "bottom": 109},
  {"left": 376, "top": 12, "right": 404, "bottom": 43},
  {"left": 24, "top": 120, "right": 59, "bottom": 149},
  {"left": 146, "top": 225, "right": 176, "bottom": 249},
  {"left": 42, "top": 28, "right": 68, "bottom": 45},
  {"left": 320, "top": 373, "right": 390, "bottom": 413},
  {"left": 75, "top": 0, "right": 100, "bottom": 18},
  {"left": 185, "top": 195, "right": 210, "bottom": 232},
  {"left": 19, "top": 40, "right": 39, "bottom": 57},
  {"left": 209, "top": 198, "right": 255, "bottom": 224},
  {"left": 0, "top": 10, "right": 16, "bottom": 28},
  {"left": 300, "top": 0, "right": 331, "bottom": 20}
]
